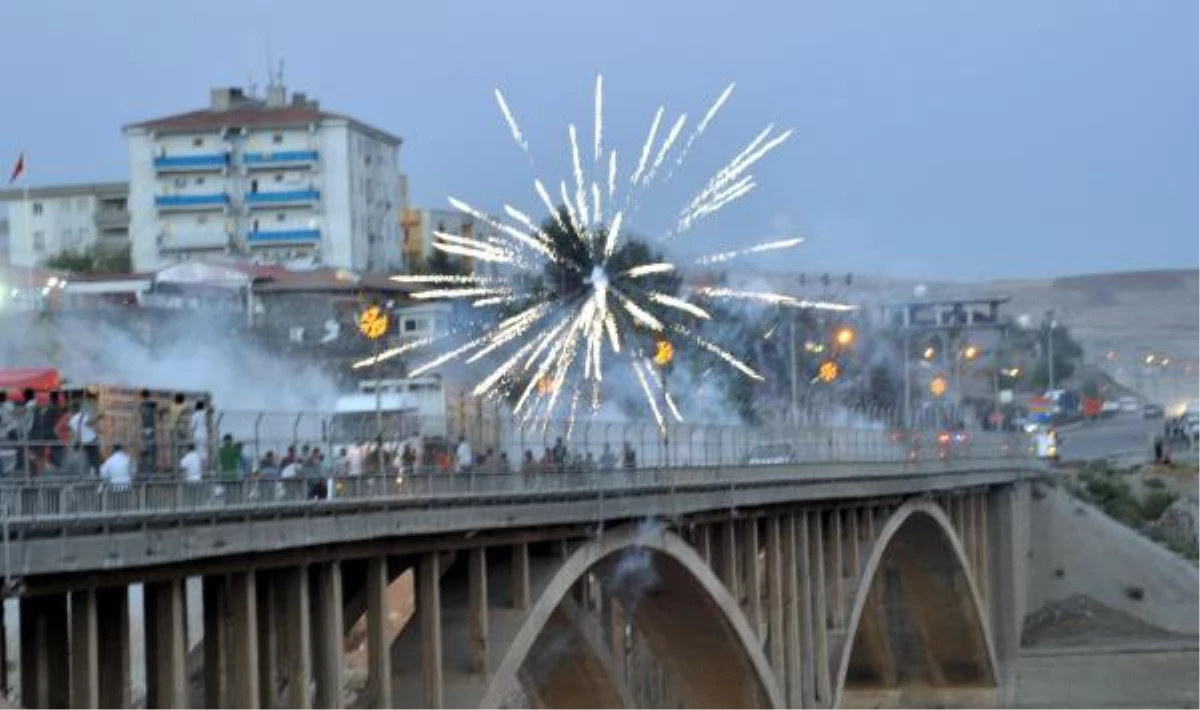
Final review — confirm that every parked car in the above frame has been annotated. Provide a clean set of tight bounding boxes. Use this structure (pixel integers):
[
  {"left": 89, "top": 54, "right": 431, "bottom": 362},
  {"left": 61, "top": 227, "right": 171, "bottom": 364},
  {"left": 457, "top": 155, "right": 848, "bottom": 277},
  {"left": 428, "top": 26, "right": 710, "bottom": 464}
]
[
  {"left": 1118, "top": 396, "right": 1140, "bottom": 413},
  {"left": 1143, "top": 403, "right": 1165, "bottom": 419}
]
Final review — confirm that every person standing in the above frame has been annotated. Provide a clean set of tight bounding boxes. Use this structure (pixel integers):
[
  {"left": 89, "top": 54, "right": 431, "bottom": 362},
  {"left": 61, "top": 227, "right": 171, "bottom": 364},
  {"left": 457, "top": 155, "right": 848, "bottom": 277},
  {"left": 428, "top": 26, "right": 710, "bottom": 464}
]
[
  {"left": 191, "top": 401, "right": 210, "bottom": 470},
  {"left": 455, "top": 435, "right": 473, "bottom": 474},
  {"left": 179, "top": 444, "right": 203, "bottom": 483},
  {"left": 100, "top": 444, "right": 133, "bottom": 487},
  {"left": 138, "top": 390, "right": 159, "bottom": 475},
  {"left": 68, "top": 402, "right": 102, "bottom": 475}
]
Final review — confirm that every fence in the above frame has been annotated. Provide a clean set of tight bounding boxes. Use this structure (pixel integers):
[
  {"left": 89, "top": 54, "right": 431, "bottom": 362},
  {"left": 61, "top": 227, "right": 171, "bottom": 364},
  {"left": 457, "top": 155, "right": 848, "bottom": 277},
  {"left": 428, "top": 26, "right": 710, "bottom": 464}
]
[{"left": 0, "top": 409, "right": 1033, "bottom": 480}]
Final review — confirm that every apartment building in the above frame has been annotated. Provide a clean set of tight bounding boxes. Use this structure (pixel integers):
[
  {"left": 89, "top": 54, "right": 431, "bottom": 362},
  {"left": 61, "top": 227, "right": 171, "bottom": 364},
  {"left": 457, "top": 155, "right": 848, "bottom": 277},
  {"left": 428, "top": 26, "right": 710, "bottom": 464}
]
[
  {"left": 123, "top": 81, "right": 404, "bottom": 273},
  {"left": 0, "top": 182, "right": 130, "bottom": 267}
]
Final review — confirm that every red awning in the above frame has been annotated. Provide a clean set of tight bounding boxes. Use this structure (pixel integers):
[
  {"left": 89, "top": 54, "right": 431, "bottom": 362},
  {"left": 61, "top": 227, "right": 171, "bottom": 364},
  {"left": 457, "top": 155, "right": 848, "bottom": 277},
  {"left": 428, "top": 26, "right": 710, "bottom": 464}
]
[{"left": 0, "top": 368, "right": 62, "bottom": 399}]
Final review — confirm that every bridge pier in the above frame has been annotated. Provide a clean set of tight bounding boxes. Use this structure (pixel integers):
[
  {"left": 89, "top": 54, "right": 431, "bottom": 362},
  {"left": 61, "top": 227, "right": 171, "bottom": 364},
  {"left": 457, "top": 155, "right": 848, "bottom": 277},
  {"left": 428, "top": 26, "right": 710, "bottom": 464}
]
[
  {"left": 21, "top": 593, "right": 70, "bottom": 709},
  {"left": 97, "top": 586, "right": 131, "bottom": 709},
  {"left": 417, "top": 552, "right": 443, "bottom": 709},
  {"left": 145, "top": 579, "right": 188, "bottom": 709},
  {"left": 312, "top": 562, "right": 345, "bottom": 709},
  {"left": 69, "top": 588, "right": 99, "bottom": 709},
  {"left": 280, "top": 565, "right": 313, "bottom": 709},
  {"left": 366, "top": 556, "right": 393, "bottom": 708}
]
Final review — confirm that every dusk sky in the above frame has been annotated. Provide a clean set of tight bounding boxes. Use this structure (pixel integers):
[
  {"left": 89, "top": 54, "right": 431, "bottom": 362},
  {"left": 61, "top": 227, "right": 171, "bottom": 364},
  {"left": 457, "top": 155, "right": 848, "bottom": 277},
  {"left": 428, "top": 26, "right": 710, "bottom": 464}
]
[{"left": 2, "top": 0, "right": 1195, "bottom": 279}]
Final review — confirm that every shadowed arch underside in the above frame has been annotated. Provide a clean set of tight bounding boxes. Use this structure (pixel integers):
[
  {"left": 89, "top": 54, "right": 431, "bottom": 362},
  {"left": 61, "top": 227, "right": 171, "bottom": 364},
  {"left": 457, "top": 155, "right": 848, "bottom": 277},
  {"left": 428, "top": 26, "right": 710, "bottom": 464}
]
[
  {"left": 837, "top": 501, "right": 998, "bottom": 709},
  {"left": 482, "top": 524, "right": 785, "bottom": 709}
]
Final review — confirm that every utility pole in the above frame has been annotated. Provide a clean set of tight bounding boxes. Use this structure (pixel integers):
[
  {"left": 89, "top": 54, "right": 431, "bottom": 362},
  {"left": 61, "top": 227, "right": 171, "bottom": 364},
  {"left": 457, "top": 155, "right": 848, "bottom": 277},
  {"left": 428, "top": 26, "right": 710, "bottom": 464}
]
[
  {"left": 789, "top": 315, "right": 799, "bottom": 427},
  {"left": 1045, "top": 309, "right": 1057, "bottom": 392}
]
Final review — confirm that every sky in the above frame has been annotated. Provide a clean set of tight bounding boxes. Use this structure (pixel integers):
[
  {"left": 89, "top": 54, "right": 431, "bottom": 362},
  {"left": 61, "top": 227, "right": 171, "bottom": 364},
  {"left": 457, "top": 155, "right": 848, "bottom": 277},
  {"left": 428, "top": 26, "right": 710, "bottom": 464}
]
[{"left": 1, "top": 0, "right": 1195, "bottom": 280}]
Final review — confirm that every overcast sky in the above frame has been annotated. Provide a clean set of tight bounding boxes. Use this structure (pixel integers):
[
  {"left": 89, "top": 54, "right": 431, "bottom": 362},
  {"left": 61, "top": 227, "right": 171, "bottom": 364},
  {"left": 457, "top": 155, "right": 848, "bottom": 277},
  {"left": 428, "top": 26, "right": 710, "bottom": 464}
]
[{"left": 2, "top": 0, "right": 1195, "bottom": 279}]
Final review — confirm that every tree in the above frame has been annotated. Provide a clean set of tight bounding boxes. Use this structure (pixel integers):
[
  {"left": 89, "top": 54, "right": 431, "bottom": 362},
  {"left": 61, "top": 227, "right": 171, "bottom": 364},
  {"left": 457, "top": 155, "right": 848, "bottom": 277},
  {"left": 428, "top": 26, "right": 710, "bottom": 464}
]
[
  {"left": 405, "top": 250, "right": 471, "bottom": 276},
  {"left": 42, "top": 246, "right": 131, "bottom": 274}
]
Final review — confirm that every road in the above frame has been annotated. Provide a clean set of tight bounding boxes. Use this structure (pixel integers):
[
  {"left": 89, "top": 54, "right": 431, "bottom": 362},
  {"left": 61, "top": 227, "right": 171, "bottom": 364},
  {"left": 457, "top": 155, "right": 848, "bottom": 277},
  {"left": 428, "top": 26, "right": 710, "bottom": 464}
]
[{"left": 1059, "top": 413, "right": 1161, "bottom": 462}]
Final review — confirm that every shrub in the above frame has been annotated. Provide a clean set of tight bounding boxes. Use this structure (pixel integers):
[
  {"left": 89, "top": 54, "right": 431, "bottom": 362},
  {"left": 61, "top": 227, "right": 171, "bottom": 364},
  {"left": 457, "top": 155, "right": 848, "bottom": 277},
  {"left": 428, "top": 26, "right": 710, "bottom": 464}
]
[{"left": 1141, "top": 490, "right": 1179, "bottom": 521}]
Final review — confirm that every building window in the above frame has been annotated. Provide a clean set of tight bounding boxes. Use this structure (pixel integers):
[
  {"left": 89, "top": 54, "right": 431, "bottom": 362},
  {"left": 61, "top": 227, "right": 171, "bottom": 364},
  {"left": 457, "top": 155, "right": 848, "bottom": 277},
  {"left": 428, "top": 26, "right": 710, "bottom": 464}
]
[
  {"left": 192, "top": 137, "right": 204, "bottom": 147},
  {"left": 197, "top": 215, "right": 208, "bottom": 225},
  {"left": 276, "top": 213, "right": 286, "bottom": 222},
  {"left": 31, "top": 202, "right": 43, "bottom": 216},
  {"left": 275, "top": 174, "right": 284, "bottom": 182},
  {"left": 32, "top": 231, "right": 45, "bottom": 251},
  {"left": 404, "top": 319, "right": 417, "bottom": 333},
  {"left": 174, "top": 177, "right": 187, "bottom": 188},
  {"left": 272, "top": 133, "right": 283, "bottom": 144}
]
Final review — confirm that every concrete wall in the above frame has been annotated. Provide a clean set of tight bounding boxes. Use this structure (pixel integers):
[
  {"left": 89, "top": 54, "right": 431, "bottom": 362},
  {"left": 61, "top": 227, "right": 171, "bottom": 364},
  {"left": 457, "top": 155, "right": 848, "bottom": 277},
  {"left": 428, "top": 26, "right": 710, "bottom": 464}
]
[{"left": 1025, "top": 483, "right": 1199, "bottom": 635}]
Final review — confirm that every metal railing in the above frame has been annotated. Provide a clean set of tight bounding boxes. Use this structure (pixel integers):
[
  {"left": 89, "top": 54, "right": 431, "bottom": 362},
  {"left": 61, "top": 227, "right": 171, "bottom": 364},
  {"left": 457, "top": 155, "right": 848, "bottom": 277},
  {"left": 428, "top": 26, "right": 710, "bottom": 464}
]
[{"left": 0, "top": 410, "right": 1032, "bottom": 479}]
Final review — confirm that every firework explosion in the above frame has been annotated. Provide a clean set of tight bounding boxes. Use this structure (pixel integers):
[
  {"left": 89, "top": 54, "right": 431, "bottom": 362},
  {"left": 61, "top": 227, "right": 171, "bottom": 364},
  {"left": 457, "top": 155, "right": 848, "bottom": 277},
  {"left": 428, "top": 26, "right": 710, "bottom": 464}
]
[{"left": 359, "top": 76, "right": 854, "bottom": 429}]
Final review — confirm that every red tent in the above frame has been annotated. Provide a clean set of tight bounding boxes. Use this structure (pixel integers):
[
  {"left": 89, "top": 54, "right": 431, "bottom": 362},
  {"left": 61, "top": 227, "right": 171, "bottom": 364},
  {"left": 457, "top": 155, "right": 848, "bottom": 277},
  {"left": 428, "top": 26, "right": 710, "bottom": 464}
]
[{"left": 0, "top": 368, "right": 62, "bottom": 402}]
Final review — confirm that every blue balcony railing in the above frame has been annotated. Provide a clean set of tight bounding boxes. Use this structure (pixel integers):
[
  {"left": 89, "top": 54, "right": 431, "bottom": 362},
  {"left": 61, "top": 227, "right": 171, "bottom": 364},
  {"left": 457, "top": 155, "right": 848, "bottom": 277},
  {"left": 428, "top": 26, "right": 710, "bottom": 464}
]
[
  {"left": 153, "top": 154, "right": 229, "bottom": 171},
  {"left": 244, "top": 190, "right": 321, "bottom": 206},
  {"left": 246, "top": 229, "right": 320, "bottom": 244},
  {"left": 242, "top": 150, "right": 319, "bottom": 166},
  {"left": 154, "top": 194, "right": 230, "bottom": 209}
]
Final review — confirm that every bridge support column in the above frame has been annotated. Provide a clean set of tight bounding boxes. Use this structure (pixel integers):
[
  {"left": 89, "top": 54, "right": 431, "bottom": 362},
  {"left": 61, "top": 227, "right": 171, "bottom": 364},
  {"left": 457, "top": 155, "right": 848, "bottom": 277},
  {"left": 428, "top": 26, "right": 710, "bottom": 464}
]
[
  {"left": 798, "top": 511, "right": 816, "bottom": 708},
  {"left": 20, "top": 593, "right": 70, "bottom": 710},
  {"left": 719, "top": 520, "right": 739, "bottom": 599},
  {"left": 418, "top": 552, "right": 444, "bottom": 709},
  {"left": 810, "top": 511, "right": 832, "bottom": 704},
  {"left": 312, "top": 562, "right": 344, "bottom": 709},
  {"left": 203, "top": 575, "right": 229, "bottom": 709},
  {"left": 230, "top": 571, "right": 260, "bottom": 709},
  {"left": 257, "top": 571, "right": 280, "bottom": 709},
  {"left": 96, "top": 586, "right": 130, "bottom": 709},
  {"left": 511, "top": 543, "right": 531, "bottom": 609},
  {"left": 467, "top": 547, "right": 489, "bottom": 674},
  {"left": 783, "top": 514, "right": 802, "bottom": 707},
  {"left": 145, "top": 579, "right": 187, "bottom": 709},
  {"left": 765, "top": 515, "right": 785, "bottom": 679},
  {"left": 69, "top": 589, "right": 99, "bottom": 709},
  {"left": 279, "top": 566, "right": 312, "bottom": 709},
  {"left": 832, "top": 509, "right": 845, "bottom": 626},
  {"left": 742, "top": 518, "right": 763, "bottom": 640},
  {"left": 988, "top": 484, "right": 1027, "bottom": 707},
  {"left": 366, "top": 556, "right": 393, "bottom": 708}
]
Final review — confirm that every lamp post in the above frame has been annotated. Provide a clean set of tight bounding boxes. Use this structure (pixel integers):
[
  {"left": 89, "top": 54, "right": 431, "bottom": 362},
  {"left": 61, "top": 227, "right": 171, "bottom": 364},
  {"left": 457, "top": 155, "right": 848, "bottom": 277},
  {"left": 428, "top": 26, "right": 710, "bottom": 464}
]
[{"left": 1044, "top": 309, "right": 1057, "bottom": 392}]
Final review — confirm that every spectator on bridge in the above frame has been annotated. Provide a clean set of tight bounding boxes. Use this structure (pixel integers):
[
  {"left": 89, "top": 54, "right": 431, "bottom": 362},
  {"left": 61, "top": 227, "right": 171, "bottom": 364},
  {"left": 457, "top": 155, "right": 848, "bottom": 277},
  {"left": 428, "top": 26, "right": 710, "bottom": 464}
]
[
  {"left": 622, "top": 443, "right": 637, "bottom": 471},
  {"left": 400, "top": 444, "right": 416, "bottom": 475},
  {"left": 521, "top": 450, "right": 537, "bottom": 475},
  {"left": 180, "top": 444, "right": 203, "bottom": 482},
  {"left": 191, "top": 401, "right": 210, "bottom": 468},
  {"left": 455, "top": 435, "right": 473, "bottom": 473},
  {"left": 551, "top": 438, "right": 568, "bottom": 472},
  {"left": 100, "top": 444, "right": 133, "bottom": 487},
  {"left": 599, "top": 443, "right": 617, "bottom": 472},
  {"left": 68, "top": 402, "right": 102, "bottom": 475},
  {"left": 168, "top": 393, "right": 190, "bottom": 460},
  {"left": 499, "top": 451, "right": 512, "bottom": 474},
  {"left": 138, "top": 390, "right": 159, "bottom": 474},
  {"left": 257, "top": 450, "right": 280, "bottom": 477},
  {"left": 539, "top": 448, "right": 554, "bottom": 473},
  {"left": 218, "top": 435, "right": 243, "bottom": 480}
]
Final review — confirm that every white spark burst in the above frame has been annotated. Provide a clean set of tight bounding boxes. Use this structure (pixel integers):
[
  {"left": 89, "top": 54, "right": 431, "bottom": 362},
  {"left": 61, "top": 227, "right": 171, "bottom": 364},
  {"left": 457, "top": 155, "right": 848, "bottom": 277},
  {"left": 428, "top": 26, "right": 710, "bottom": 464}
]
[{"left": 377, "top": 76, "right": 812, "bottom": 429}]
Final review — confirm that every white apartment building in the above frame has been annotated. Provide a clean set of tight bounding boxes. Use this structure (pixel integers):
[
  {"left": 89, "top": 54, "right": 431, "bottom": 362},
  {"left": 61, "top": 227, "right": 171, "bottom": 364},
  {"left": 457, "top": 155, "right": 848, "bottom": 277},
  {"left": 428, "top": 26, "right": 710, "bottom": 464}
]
[
  {"left": 123, "top": 81, "right": 404, "bottom": 273},
  {"left": 0, "top": 182, "right": 130, "bottom": 268},
  {"left": 402, "top": 207, "right": 490, "bottom": 271}
]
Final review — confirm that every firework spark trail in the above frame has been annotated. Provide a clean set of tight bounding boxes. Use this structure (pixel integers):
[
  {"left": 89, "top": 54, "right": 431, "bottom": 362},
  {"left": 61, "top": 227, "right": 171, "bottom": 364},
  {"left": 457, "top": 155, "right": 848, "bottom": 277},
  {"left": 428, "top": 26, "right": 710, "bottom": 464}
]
[
  {"left": 642, "top": 112, "right": 688, "bottom": 185},
  {"left": 624, "top": 263, "right": 675, "bottom": 278},
  {"left": 673, "top": 325, "right": 764, "bottom": 381},
  {"left": 680, "top": 179, "right": 757, "bottom": 231},
  {"left": 593, "top": 74, "right": 604, "bottom": 163},
  {"left": 468, "top": 304, "right": 552, "bottom": 364},
  {"left": 391, "top": 274, "right": 491, "bottom": 285},
  {"left": 411, "top": 287, "right": 511, "bottom": 301},
  {"left": 592, "top": 182, "right": 603, "bottom": 226},
  {"left": 559, "top": 181, "right": 585, "bottom": 241},
  {"left": 603, "top": 211, "right": 624, "bottom": 259},
  {"left": 649, "top": 292, "right": 712, "bottom": 320},
  {"left": 674, "top": 125, "right": 792, "bottom": 235},
  {"left": 607, "top": 150, "right": 618, "bottom": 202},
  {"left": 568, "top": 125, "right": 590, "bottom": 226},
  {"left": 473, "top": 313, "right": 571, "bottom": 397},
  {"left": 535, "top": 179, "right": 568, "bottom": 234},
  {"left": 698, "top": 287, "right": 858, "bottom": 312},
  {"left": 630, "top": 107, "right": 664, "bottom": 187},
  {"left": 351, "top": 336, "right": 436, "bottom": 369},
  {"left": 696, "top": 238, "right": 804, "bottom": 265},
  {"left": 632, "top": 361, "right": 664, "bottom": 429},
  {"left": 674, "top": 82, "right": 735, "bottom": 169},
  {"left": 472, "top": 295, "right": 515, "bottom": 307},
  {"left": 494, "top": 89, "right": 530, "bottom": 155},
  {"left": 409, "top": 337, "right": 488, "bottom": 378},
  {"left": 450, "top": 197, "right": 554, "bottom": 259},
  {"left": 665, "top": 392, "right": 684, "bottom": 423},
  {"left": 614, "top": 290, "right": 664, "bottom": 331},
  {"left": 434, "top": 241, "right": 511, "bottom": 264},
  {"left": 603, "top": 312, "right": 621, "bottom": 352}
]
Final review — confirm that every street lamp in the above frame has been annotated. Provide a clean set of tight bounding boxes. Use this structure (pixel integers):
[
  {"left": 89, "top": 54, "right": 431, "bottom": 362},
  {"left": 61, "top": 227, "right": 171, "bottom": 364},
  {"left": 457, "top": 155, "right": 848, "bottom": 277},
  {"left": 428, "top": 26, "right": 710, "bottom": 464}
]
[{"left": 834, "top": 326, "right": 856, "bottom": 348}]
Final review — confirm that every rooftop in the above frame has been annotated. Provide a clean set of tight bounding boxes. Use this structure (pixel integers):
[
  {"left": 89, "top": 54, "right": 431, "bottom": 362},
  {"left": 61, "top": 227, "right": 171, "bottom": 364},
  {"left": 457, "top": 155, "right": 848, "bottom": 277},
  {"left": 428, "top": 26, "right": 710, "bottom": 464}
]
[
  {"left": 124, "top": 84, "right": 401, "bottom": 146},
  {"left": 0, "top": 181, "right": 127, "bottom": 202}
]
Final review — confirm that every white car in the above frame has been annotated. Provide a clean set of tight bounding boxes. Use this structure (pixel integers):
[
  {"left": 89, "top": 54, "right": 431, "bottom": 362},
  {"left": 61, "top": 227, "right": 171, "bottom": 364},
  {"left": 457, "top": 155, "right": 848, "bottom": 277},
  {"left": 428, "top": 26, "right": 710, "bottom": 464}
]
[{"left": 1118, "top": 396, "right": 1140, "bottom": 413}]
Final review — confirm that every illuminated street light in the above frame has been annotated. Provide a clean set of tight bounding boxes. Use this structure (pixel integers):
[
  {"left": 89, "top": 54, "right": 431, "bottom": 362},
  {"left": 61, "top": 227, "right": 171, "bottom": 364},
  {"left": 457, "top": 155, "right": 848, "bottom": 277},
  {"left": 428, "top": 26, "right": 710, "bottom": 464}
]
[
  {"left": 923, "top": 347, "right": 936, "bottom": 361},
  {"left": 834, "top": 327, "right": 855, "bottom": 348},
  {"left": 962, "top": 345, "right": 979, "bottom": 360},
  {"left": 930, "top": 376, "right": 948, "bottom": 397}
]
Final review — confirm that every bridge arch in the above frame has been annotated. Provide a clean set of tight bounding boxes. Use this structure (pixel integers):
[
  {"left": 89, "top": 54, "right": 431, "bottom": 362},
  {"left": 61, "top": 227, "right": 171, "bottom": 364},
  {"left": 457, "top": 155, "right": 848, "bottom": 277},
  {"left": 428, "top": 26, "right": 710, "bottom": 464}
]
[
  {"left": 480, "top": 522, "right": 785, "bottom": 709},
  {"left": 834, "top": 499, "right": 998, "bottom": 708}
]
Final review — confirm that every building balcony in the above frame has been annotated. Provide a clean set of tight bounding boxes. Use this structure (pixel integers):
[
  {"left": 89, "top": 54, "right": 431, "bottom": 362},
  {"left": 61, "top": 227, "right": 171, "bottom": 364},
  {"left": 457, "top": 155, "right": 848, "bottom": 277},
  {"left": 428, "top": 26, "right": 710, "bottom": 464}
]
[
  {"left": 153, "top": 153, "right": 230, "bottom": 173},
  {"left": 242, "top": 150, "right": 319, "bottom": 170},
  {"left": 157, "top": 230, "right": 232, "bottom": 253},
  {"left": 246, "top": 228, "right": 321, "bottom": 246},
  {"left": 244, "top": 190, "right": 321, "bottom": 209},
  {"left": 93, "top": 206, "right": 130, "bottom": 229},
  {"left": 154, "top": 194, "right": 231, "bottom": 212}
]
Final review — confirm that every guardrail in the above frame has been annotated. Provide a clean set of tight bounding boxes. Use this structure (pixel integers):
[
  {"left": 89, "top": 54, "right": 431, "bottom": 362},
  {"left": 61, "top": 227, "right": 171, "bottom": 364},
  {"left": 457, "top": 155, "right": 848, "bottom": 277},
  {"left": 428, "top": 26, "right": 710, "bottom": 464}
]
[
  {"left": 0, "top": 456, "right": 1029, "bottom": 525},
  {"left": 0, "top": 410, "right": 1034, "bottom": 481}
]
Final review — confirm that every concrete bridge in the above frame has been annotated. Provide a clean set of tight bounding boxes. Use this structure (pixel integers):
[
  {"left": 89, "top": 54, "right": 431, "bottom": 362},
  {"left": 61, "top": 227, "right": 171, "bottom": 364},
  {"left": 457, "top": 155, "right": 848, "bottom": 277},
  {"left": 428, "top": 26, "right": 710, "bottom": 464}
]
[{"left": 0, "top": 448, "right": 1034, "bottom": 709}]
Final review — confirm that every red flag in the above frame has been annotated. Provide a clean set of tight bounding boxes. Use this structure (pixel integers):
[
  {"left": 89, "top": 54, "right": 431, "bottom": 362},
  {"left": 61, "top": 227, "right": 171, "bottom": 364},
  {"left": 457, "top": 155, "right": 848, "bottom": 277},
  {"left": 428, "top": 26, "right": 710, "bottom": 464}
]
[{"left": 8, "top": 153, "right": 24, "bottom": 184}]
